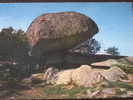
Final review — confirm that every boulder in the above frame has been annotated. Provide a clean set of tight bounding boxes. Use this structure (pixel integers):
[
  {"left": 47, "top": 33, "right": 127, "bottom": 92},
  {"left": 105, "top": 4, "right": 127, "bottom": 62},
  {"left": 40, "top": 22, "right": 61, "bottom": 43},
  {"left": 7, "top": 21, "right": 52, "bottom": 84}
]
[
  {"left": 31, "top": 67, "right": 58, "bottom": 84},
  {"left": 54, "top": 65, "right": 106, "bottom": 87},
  {"left": 54, "top": 65, "right": 129, "bottom": 87},
  {"left": 31, "top": 73, "right": 45, "bottom": 83},
  {"left": 26, "top": 12, "right": 98, "bottom": 57},
  {"left": 55, "top": 69, "right": 74, "bottom": 85},
  {"left": 71, "top": 65, "right": 105, "bottom": 87},
  {"left": 54, "top": 65, "right": 92, "bottom": 86},
  {"left": 30, "top": 65, "right": 129, "bottom": 88}
]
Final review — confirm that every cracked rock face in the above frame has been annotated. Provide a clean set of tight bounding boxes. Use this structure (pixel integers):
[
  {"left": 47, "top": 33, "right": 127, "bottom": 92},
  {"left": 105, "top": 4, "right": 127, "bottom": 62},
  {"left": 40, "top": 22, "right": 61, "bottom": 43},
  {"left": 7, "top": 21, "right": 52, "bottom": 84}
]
[
  {"left": 54, "top": 65, "right": 106, "bottom": 87},
  {"left": 26, "top": 12, "right": 98, "bottom": 57},
  {"left": 30, "top": 65, "right": 130, "bottom": 88},
  {"left": 52, "top": 66, "right": 129, "bottom": 87},
  {"left": 100, "top": 67, "right": 128, "bottom": 82}
]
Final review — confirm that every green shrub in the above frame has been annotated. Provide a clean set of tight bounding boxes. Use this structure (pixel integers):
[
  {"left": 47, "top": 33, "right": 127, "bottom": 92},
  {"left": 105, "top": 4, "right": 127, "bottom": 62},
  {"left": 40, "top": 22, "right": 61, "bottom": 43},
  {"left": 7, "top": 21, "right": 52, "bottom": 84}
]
[{"left": 0, "top": 64, "right": 23, "bottom": 87}]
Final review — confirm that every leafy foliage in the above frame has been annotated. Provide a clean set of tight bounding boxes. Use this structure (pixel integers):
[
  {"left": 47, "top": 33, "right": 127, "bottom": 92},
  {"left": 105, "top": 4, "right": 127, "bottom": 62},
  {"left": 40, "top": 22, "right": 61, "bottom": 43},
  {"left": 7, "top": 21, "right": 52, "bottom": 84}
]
[
  {"left": 0, "top": 27, "right": 30, "bottom": 61},
  {"left": 0, "top": 63, "right": 22, "bottom": 86},
  {"left": 104, "top": 46, "right": 120, "bottom": 56},
  {"left": 0, "top": 27, "right": 30, "bottom": 86}
]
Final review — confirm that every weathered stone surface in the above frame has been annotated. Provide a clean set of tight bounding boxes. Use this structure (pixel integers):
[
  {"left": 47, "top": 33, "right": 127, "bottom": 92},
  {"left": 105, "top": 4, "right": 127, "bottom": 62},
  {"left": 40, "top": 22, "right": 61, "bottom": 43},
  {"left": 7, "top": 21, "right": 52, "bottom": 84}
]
[
  {"left": 71, "top": 65, "right": 105, "bottom": 87},
  {"left": 54, "top": 65, "right": 106, "bottom": 87},
  {"left": 43, "top": 67, "right": 59, "bottom": 84},
  {"left": 101, "top": 88, "right": 116, "bottom": 98},
  {"left": 55, "top": 69, "right": 74, "bottom": 85},
  {"left": 30, "top": 65, "right": 129, "bottom": 88},
  {"left": 31, "top": 73, "right": 45, "bottom": 82},
  {"left": 54, "top": 66, "right": 129, "bottom": 87},
  {"left": 55, "top": 65, "right": 92, "bottom": 86},
  {"left": 87, "top": 88, "right": 116, "bottom": 98},
  {"left": 31, "top": 67, "right": 58, "bottom": 84},
  {"left": 99, "top": 67, "right": 128, "bottom": 82},
  {"left": 26, "top": 12, "right": 98, "bottom": 57}
]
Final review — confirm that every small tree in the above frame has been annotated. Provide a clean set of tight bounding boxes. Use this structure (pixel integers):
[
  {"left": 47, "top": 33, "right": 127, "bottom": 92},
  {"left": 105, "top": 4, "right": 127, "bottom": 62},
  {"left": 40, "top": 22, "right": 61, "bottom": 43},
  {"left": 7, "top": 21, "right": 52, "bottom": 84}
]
[
  {"left": 86, "top": 38, "right": 101, "bottom": 54},
  {"left": 104, "top": 46, "right": 120, "bottom": 56},
  {"left": 72, "top": 38, "right": 101, "bottom": 55}
]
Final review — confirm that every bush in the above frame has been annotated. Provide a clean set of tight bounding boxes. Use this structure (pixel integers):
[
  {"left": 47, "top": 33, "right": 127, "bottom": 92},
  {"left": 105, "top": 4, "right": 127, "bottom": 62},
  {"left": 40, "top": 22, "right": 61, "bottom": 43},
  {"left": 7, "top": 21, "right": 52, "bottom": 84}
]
[
  {"left": 0, "top": 27, "right": 30, "bottom": 61},
  {"left": 0, "top": 27, "right": 30, "bottom": 86},
  {"left": 0, "top": 64, "right": 22, "bottom": 87},
  {"left": 104, "top": 47, "right": 120, "bottom": 56}
]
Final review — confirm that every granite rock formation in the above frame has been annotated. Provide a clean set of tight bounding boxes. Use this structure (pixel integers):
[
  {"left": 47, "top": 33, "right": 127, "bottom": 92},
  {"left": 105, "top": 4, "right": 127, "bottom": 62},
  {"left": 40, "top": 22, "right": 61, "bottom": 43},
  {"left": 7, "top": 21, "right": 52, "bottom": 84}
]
[{"left": 26, "top": 12, "right": 98, "bottom": 58}]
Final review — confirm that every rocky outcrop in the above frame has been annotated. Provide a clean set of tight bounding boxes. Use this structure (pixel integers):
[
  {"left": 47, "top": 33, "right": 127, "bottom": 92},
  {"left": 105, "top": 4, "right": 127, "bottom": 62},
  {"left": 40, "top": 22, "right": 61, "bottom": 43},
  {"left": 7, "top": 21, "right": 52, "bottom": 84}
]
[
  {"left": 55, "top": 69, "right": 74, "bottom": 85},
  {"left": 31, "top": 65, "right": 130, "bottom": 88},
  {"left": 54, "top": 65, "right": 107, "bottom": 87},
  {"left": 31, "top": 67, "right": 58, "bottom": 84},
  {"left": 99, "top": 67, "right": 128, "bottom": 82},
  {"left": 54, "top": 65, "right": 129, "bottom": 87},
  {"left": 26, "top": 12, "right": 98, "bottom": 57},
  {"left": 71, "top": 65, "right": 105, "bottom": 87}
]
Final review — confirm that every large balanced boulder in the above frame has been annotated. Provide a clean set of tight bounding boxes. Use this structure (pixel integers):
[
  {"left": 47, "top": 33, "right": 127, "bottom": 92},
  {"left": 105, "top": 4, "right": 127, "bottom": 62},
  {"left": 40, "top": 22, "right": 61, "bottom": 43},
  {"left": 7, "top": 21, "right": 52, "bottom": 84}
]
[{"left": 26, "top": 12, "right": 98, "bottom": 57}]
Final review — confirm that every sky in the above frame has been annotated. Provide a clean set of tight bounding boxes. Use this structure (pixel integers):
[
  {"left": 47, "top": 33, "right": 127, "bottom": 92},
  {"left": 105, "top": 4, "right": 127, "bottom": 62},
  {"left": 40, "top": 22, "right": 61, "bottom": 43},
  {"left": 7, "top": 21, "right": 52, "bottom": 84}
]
[{"left": 0, "top": 2, "right": 133, "bottom": 56}]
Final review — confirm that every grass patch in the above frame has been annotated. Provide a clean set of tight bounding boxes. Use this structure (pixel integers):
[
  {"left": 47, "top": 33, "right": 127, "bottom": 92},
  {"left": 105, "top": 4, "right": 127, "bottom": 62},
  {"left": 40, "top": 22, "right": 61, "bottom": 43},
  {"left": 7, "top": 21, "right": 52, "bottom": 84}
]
[
  {"left": 44, "top": 85, "right": 66, "bottom": 95},
  {"left": 106, "top": 81, "right": 133, "bottom": 91},
  {"left": 67, "top": 86, "right": 89, "bottom": 98},
  {"left": 43, "top": 85, "right": 90, "bottom": 98}
]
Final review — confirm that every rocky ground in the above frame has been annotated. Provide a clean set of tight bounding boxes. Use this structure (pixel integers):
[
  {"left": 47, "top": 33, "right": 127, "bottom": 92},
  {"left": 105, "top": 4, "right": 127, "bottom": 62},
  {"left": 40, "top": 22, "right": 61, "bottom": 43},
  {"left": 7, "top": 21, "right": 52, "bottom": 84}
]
[
  {"left": 18, "top": 74, "right": 133, "bottom": 99},
  {"left": 0, "top": 66, "right": 133, "bottom": 99},
  {"left": 1, "top": 75, "right": 133, "bottom": 99}
]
